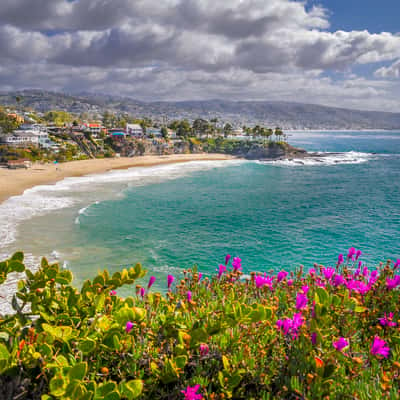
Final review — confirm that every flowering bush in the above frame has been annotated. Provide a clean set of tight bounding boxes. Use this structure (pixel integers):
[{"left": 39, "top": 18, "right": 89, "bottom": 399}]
[{"left": 0, "top": 250, "right": 399, "bottom": 399}]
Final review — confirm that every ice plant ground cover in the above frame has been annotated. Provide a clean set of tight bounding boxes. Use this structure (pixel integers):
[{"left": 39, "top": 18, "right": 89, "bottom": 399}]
[{"left": 0, "top": 252, "right": 399, "bottom": 399}]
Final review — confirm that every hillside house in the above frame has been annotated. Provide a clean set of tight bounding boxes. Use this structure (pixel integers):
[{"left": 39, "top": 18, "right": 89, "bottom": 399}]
[
  {"left": 126, "top": 123, "right": 143, "bottom": 137},
  {"left": 1, "top": 129, "right": 52, "bottom": 148},
  {"left": 82, "top": 123, "right": 104, "bottom": 137}
]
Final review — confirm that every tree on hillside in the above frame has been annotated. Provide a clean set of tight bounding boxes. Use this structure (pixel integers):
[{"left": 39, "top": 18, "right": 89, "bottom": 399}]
[
  {"left": 44, "top": 111, "right": 74, "bottom": 126},
  {"left": 223, "top": 123, "right": 233, "bottom": 138},
  {"left": 0, "top": 109, "right": 20, "bottom": 134},
  {"left": 192, "top": 118, "right": 209, "bottom": 137},
  {"left": 161, "top": 126, "right": 169, "bottom": 139},
  {"left": 175, "top": 120, "right": 192, "bottom": 138},
  {"left": 274, "top": 127, "right": 284, "bottom": 142}
]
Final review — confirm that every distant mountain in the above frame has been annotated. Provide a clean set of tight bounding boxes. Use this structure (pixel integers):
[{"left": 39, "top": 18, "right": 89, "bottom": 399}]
[{"left": 1, "top": 90, "right": 400, "bottom": 130}]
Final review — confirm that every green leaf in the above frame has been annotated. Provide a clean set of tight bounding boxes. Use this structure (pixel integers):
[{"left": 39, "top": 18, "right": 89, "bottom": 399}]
[
  {"left": 0, "top": 343, "right": 10, "bottom": 360},
  {"left": 49, "top": 374, "right": 67, "bottom": 397},
  {"left": 354, "top": 306, "right": 367, "bottom": 313},
  {"left": 8, "top": 260, "right": 25, "bottom": 273},
  {"left": 132, "top": 307, "right": 146, "bottom": 322},
  {"left": 222, "top": 355, "right": 230, "bottom": 371},
  {"left": 104, "top": 391, "right": 121, "bottom": 400},
  {"left": 39, "top": 343, "right": 53, "bottom": 357},
  {"left": 55, "top": 270, "right": 73, "bottom": 285},
  {"left": 42, "top": 324, "right": 73, "bottom": 341},
  {"left": 41, "top": 258, "right": 49, "bottom": 268},
  {"left": 122, "top": 380, "right": 144, "bottom": 400},
  {"left": 79, "top": 338, "right": 96, "bottom": 354},
  {"left": 96, "top": 382, "right": 117, "bottom": 397},
  {"left": 68, "top": 362, "right": 88, "bottom": 381},
  {"left": 315, "top": 287, "right": 329, "bottom": 306},
  {"left": 11, "top": 251, "right": 24, "bottom": 262},
  {"left": 190, "top": 328, "right": 208, "bottom": 345},
  {"left": 175, "top": 355, "right": 187, "bottom": 369}
]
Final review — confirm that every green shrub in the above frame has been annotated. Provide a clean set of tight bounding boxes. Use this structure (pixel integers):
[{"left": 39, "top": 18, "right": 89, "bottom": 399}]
[{"left": 0, "top": 251, "right": 399, "bottom": 399}]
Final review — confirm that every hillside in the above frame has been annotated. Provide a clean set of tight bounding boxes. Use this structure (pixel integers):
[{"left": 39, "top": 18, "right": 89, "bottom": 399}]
[{"left": 1, "top": 90, "right": 400, "bottom": 130}]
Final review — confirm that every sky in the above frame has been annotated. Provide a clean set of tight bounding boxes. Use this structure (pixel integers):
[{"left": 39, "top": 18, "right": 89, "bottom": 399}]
[{"left": 0, "top": 0, "right": 399, "bottom": 111}]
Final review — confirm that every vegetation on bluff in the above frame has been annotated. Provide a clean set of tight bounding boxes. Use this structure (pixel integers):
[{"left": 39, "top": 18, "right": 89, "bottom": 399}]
[{"left": 0, "top": 251, "right": 399, "bottom": 399}]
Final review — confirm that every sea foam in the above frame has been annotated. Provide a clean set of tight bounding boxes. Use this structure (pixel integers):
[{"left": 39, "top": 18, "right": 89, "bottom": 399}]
[{"left": 261, "top": 151, "right": 375, "bottom": 167}]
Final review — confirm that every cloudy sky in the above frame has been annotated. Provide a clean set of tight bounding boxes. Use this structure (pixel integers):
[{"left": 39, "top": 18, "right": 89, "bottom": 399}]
[{"left": 0, "top": 0, "right": 399, "bottom": 111}]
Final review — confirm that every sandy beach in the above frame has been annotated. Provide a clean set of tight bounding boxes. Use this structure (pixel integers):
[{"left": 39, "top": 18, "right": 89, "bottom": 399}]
[{"left": 0, "top": 153, "right": 235, "bottom": 204}]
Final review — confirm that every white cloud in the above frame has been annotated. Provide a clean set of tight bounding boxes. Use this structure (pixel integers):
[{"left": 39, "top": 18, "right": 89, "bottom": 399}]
[
  {"left": 375, "top": 59, "right": 400, "bottom": 79},
  {"left": 0, "top": 0, "right": 399, "bottom": 111}
]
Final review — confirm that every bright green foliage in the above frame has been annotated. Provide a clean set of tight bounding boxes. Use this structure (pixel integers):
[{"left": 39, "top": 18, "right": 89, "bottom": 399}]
[{"left": 0, "top": 253, "right": 399, "bottom": 399}]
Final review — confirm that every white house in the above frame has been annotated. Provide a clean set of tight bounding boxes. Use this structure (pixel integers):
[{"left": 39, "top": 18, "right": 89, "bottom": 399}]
[
  {"left": 1, "top": 129, "right": 52, "bottom": 148},
  {"left": 126, "top": 123, "right": 143, "bottom": 137},
  {"left": 1, "top": 131, "right": 39, "bottom": 146},
  {"left": 20, "top": 123, "right": 47, "bottom": 133}
]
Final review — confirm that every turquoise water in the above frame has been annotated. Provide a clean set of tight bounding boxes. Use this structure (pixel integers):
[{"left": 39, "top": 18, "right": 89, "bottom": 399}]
[{"left": 1, "top": 131, "right": 399, "bottom": 292}]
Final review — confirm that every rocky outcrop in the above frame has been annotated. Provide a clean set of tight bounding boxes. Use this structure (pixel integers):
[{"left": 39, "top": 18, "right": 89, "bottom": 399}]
[{"left": 235, "top": 142, "right": 308, "bottom": 160}]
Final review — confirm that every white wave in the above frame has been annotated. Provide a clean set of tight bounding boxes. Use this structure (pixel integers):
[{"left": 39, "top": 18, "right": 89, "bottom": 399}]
[
  {"left": 262, "top": 151, "right": 375, "bottom": 167},
  {"left": 75, "top": 202, "right": 98, "bottom": 224},
  {"left": 50, "top": 250, "right": 61, "bottom": 260},
  {"left": 0, "top": 192, "right": 75, "bottom": 247},
  {"left": 0, "top": 160, "right": 242, "bottom": 248}
]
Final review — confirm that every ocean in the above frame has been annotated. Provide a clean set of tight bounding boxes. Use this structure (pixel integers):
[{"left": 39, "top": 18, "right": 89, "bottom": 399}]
[{"left": 1, "top": 131, "right": 399, "bottom": 295}]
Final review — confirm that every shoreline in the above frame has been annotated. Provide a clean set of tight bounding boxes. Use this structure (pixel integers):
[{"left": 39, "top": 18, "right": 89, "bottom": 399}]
[{"left": 0, "top": 153, "right": 235, "bottom": 204}]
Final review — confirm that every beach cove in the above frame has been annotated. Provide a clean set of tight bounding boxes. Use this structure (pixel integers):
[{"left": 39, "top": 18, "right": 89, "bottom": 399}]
[{"left": 0, "top": 153, "right": 235, "bottom": 204}]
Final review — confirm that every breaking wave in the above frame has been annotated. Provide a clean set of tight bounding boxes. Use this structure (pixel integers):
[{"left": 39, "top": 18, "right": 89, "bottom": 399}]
[{"left": 261, "top": 151, "right": 376, "bottom": 167}]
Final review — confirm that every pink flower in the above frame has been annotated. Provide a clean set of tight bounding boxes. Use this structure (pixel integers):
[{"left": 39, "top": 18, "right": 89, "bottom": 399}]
[
  {"left": 379, "top": 312, "right": 397, "bottom": 327},
  {"left": 311, "top": 332, "right": 317, "bottom": 345},
  {"left": 199, "top": 343, "right": 209, "bottom": 356},
  {"left": 292, "top": 313, "right": 305, "bottom": 334},
  {"left": 276, "top": 313, "right": 305, "bottom": 338},
  {"left": 322, "top": 267, "right": 335, "bottom": 280},
  {"left": 370, "top": 336, "right": 390, "bottom": 358},
  {"left": 362, "top": 266, "right": 369, "bottom": 277},
  {"left": 332, "top": 274, "right": 345, "bottom": 287},
  {"left": 277, "top": 271, "right": 288, "bottom": 282},
  {"left": 337, "top": 254, "right": 344, "bottom": 265},
  {"left": 309, "top": 268, "right": 316, "bottom": 276},
  {"left": 333, "top": 337, "right": 349, "bottom": 351},
  {"left": 109, "top": 290, "right": 117, "bottom": 296},
  {"left": 355, "top": 250, "right": 362, "bottom": 260},
  {"left": 276, "top": 318, "right": 292, "bottom": 336},
  {"left": 167, "top": 274, "right": 175, "bottom": 289},
  {"left": 301, "top": 285, "right": 309, "bottom": 294},
  {"left": 232, "top": 257, "right": 242, "bottom": 271},
  {"left": 296, "top": 293, "right": 308, "bottom": 310},
  {"left": 187, "top": 291, "right": 192, "bottom": 302},
  {"left": 198, "top": 272, "right": 203, "bottom": 281},
  {"left": 315, "top": 278, "right": 326, "bottom": 288},
  {"left": 347, "top": 247, "right": 356, "bottom": 260},
  {"left": 255, "top": 275, "right": 273, "bottom": 288},
  {"left": 369, "top": 270, "right": 378, "bottom": 286},
  {"left": 126, "top": 321, "right": 134, "bottom": 333},
  {"left": 287, "top": 279, "right": 294, "bottom": 286},
  {"left": 148, "top": 276, "right": 156, "bottom": 289},
  {"left": 394, "top": 259, "right": 400, "bottom": 269},
  {"left": 140, "top": 287, "right": 145, "bottom": 298},
  {"left": 217, "top": 264, "right": 226, "bottom": 279},
  {"left": 181, "top": 385, "right": 203, "bottom": 400},
  {"left": 386, "top": 276, "right": 400, "bottom": 290},
  {"left": 225, "top": 254, "right": 231, "bottom": 265}
]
